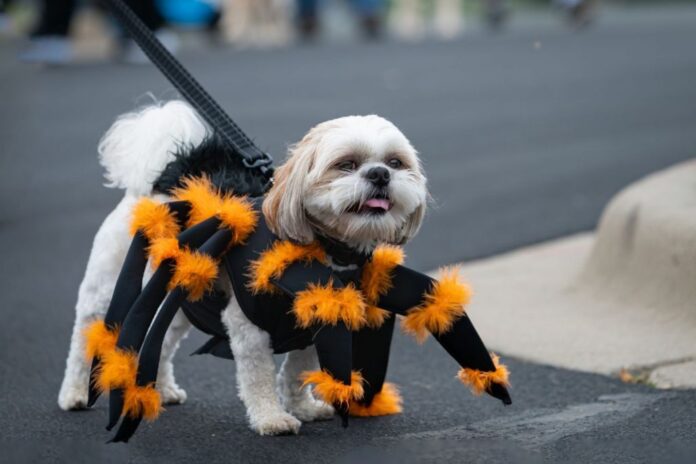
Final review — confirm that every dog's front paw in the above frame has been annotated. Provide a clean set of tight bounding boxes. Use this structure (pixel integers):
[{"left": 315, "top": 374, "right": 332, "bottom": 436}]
[
  {"left": 287, "top": 398, "right": 334, "bottom": 422},
  {"left": 158, "top": 382, "right": 187, "bottom": 405},
  {"left": 251, "top": 411, "right": 302, "bottom": 436},
  {"left": 58, "top": 381, "right": 88, "bottom": 411}
]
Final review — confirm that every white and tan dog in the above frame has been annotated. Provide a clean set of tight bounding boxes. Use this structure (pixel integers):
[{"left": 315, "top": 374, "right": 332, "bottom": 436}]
[{"left": 58, "top": 100, "right": 428, "bottom": 435}]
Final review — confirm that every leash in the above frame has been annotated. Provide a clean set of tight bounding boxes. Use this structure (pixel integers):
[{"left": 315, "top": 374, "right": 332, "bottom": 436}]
[{"left": 100, "top": 0, "right": 274, "bottom": 187}]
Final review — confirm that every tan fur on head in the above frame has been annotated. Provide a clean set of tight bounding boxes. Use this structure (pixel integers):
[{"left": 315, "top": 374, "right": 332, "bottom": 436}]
[{"left": 263, "top": 115, "right": 428, "bottom": 251}]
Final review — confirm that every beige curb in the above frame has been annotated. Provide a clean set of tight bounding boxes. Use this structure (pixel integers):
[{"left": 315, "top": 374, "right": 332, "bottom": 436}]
[{"left": 457, "top": 160, "right": 696, "bottom": 388}]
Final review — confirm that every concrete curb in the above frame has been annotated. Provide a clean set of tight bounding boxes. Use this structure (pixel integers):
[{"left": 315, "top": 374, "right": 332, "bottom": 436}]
[{"left": 455, "top": 160, "right": 696, "bottom": 388}]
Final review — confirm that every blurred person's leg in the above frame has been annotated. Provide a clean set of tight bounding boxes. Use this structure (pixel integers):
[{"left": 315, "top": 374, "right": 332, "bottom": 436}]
[
  {"left": 483, "top": 0, "right": 509, "bottom": 30},
  {"left": 433, "top": 0, "right": 462, "bottom": 40},
  {"left": 296, "top": 0, "right": 320, "bottom": 39},
  {"left": 390, "top": 0, "right": 426, "bottom": 41},
  {"left": 19, "top": 0, "right": 76, "bottom": 64},
  {"left": 123, "top": 0, "right": 165, "bottom": 31},
  {"left": 32, "top": 0, "right": 75, "bottom": 37},
  {"left": 554, "top": 0, "right": 595, "bottom": 28},
  {"left": 0, "top": 0, "right": 12, "bottom": 14},
  {"left": 118, "top": 0, "right": 179, "bottom": 64},
  {"left": 20, "top": 0, "right": 171, "bottom": 64},
  {"left": 0, "top": 0, "right": 12, "bottom": 33},
  {"left": 350, "top": 0, "right": 384, "bottom": 38}
]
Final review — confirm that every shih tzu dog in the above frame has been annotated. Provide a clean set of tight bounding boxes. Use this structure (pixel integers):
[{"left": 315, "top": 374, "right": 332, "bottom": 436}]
[
  {"left": 264, "top": 115, "right": 427, "bottom": 250},
  {"left": 58, "top": 100, "right": 428, "bottom": 435}
]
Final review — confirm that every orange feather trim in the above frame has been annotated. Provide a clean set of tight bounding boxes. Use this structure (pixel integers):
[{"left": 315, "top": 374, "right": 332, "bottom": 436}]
[
  {"left": 360, "top": 245, "right": 404, "bottom": 328},
  {"left": 301, "top": 370, "right": 364, "bottom": 405},
  {"left": 248, "top": 240, "right": 326, "bottom": 294},
  {"left": 83, "top": 320, "right": 119, "bottom": 361},
  {"left": 401, "top": 267, "right": 472, "bottom": 343},
  {"left": 216, "top": 195, "right": 258, "bottom": 245},
  {"left": 170, "top": 248, "right": 219, "bottom": 301},
  {"left": 364, "top": 306, "right": 391, "bottom": 329},
  {"left": 95, "top": 348, "right": 137, "bottom": 393},
  {"left": 172, "top": 177, "right": 257, "bottom": 244},
  {"left": 293, "top": 283, "right": 367, "bottom": 330},
  {"left": 123, "top": 384, "right": 162, "bottom": 421},
  {"left": 130, "top": 198, "right": 179, "bottom": 241},
  {"left": 148, "top": 237, "right": 182, "bottom": 269},
  {"left": 349, "top": 382, "right": 403, "bottom": 417},
  {"left": 361, "top": 245, "right": 404, "bottom": 303},
  {"left": 457, "top": 354, "right": 510, "bottom": 395},
  {"left": 172, "top": 176, "right": 222, "bottom": 227}
]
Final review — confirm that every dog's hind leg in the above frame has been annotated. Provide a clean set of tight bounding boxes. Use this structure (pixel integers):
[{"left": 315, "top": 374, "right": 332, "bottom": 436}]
[
  {"left": 222, "top": 296, "right": 302, "bottom": 435},
  {"left": 58, "top": 195, "right": 138, "bottom": 410},
  {"left": 277, "top": 348, "right": 334, "bottom": 422},
  {"left": 156, "top": 309, "right": 192, "bottom": 404}
]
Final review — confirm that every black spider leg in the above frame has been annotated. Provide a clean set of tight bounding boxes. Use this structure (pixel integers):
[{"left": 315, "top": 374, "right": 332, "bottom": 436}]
[
  {"left": 270, "top": 261, "right": 357, "bottom": 427},
  {"left": 312, "top": 321, "right": 354, "bottom": 427},
  {"left": 106, "top": 216, "right": 222, "bottom": 430},
  {"left": 87, "top": 201, "right": 190, "bottom": 407},
  {"left": 377, "top": 265, "right": 511, "bottom": 405},
  {"left": 111, "top": 228, "right": 232, "bottom": 443},
  {"left": 351, "top": 315, "right": 396, "bottom": 407}
]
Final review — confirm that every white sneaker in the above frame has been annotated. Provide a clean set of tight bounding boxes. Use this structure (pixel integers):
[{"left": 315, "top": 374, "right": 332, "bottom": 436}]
[{"left": 18, "top": 36, "right": 75, "bottom": 65}]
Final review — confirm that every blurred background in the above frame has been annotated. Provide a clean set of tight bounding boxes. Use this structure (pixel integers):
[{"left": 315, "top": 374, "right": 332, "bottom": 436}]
[
  {"left": 2, "top": 1, "right": 696, "bottom": 463},
  {"left": 0, "top": 1, "right": 667, "bottom": 61}
]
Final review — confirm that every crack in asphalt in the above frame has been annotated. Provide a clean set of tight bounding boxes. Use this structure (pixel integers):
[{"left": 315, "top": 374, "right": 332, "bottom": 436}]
[{"left": 389, "top": 393, "right": 673, "bottom": 449}]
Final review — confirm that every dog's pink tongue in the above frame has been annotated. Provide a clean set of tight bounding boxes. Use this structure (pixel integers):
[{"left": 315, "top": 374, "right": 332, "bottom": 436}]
[{"left": 364, "top": 198, "right": 391, "bottom": 210}]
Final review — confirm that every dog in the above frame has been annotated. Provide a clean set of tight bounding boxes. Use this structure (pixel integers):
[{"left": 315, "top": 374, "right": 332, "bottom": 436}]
[{"left": 58, "top": 99, "right": 428, "bottom": 435}]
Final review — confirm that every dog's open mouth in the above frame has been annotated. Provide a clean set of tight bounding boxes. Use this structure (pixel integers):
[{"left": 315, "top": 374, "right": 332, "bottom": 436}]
[{"left": 348, "top": 194, "right": 393, "bottom": 215}]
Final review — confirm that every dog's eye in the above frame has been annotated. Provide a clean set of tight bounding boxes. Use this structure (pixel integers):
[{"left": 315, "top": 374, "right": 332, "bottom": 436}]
[
  {"left": 387, "top": 158, "right": 403, "bottom": 169},
  {"left": 337, "top": 160, "right": 357, "bottom": 172}
]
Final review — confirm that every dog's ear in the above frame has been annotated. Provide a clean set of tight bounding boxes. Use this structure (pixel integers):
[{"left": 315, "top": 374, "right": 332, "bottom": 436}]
[
  {"left": 397, "top": 199, "right": 427, "bottom": 245},
  {"left": 262, "top": 136, "right": 317, "bottom": 244}
]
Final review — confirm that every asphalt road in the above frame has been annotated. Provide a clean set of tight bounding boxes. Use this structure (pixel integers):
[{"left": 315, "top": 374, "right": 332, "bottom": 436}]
[{"left": 2, "top": 5, "right": 696, "bottom": 464}]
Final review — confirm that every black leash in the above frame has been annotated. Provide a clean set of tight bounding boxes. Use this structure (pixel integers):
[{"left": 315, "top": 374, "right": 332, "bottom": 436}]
[{"left": 101, "top": 0, "right": 273, "bottom": 185}]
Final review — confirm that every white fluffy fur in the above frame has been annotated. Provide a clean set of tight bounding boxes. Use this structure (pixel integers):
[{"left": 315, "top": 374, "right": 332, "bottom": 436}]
[
  {"left": 98, "top": 100, "right": 208, "bottom": 196},
  {"left": 61, "top": 101, "right": 427, "bottom": 436}
]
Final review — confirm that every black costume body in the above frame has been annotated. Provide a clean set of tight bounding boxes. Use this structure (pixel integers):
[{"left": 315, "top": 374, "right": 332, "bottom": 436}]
[
  {"left": 182, "top": 198, "right": 507, "bottom": 407},
  {"left": 84, "top": 153, "right": 510, "bottom": 443},
  {"left": 185, "top": 198, "right": 409, "bottom": 407}
]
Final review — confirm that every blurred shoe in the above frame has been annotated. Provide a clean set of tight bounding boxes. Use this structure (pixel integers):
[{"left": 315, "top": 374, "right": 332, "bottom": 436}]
[
  {"left": 120, "top": 29, "right": 180, "bottom": 65},
  {"left": 569, "top": 0, "right": 596, "bottom": 29},
  {"left": 18, "top": 36, "right": 75, "bottom": 65},
  {"left": 0, "top": 13, "right": 11, "bottom": 34},
  {"left": 298, "top": 15, "right": 319, "bottom": 41},
  {"left": 361, "top": 15, "right": 382, "bottom": 40}
]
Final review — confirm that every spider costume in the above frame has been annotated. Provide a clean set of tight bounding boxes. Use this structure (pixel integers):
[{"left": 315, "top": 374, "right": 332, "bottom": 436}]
[
  {"left": 83, "top": 176, "right": 511, "bottom": 443},
  {"left": 78, "top": 0, "right": 511, "bottom": 444}
]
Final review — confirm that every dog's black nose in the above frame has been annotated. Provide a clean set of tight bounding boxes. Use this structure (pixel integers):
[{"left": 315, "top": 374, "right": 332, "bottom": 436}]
[{"left": 365, "top": 166, "right": 390, "bottom": 187}]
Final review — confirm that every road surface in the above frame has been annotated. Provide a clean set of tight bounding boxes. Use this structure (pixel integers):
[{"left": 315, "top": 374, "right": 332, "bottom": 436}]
[{"left": 1, "top": 5, "right": 695, "bottom": 463}]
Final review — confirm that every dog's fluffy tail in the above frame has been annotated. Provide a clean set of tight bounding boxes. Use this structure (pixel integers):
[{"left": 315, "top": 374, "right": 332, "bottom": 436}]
[{"left": 98, "top": 100, "right": 209, "bottom": 196}]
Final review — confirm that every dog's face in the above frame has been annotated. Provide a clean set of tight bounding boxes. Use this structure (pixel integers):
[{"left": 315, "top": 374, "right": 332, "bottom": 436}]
[{"left": 263, "top": 115, "right": 427, "bottom": 250}]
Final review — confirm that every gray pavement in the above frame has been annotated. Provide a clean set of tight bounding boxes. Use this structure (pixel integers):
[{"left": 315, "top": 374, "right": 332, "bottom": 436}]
[{"left": 2, "top": 5, "right": 696, "bottom": 463}]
